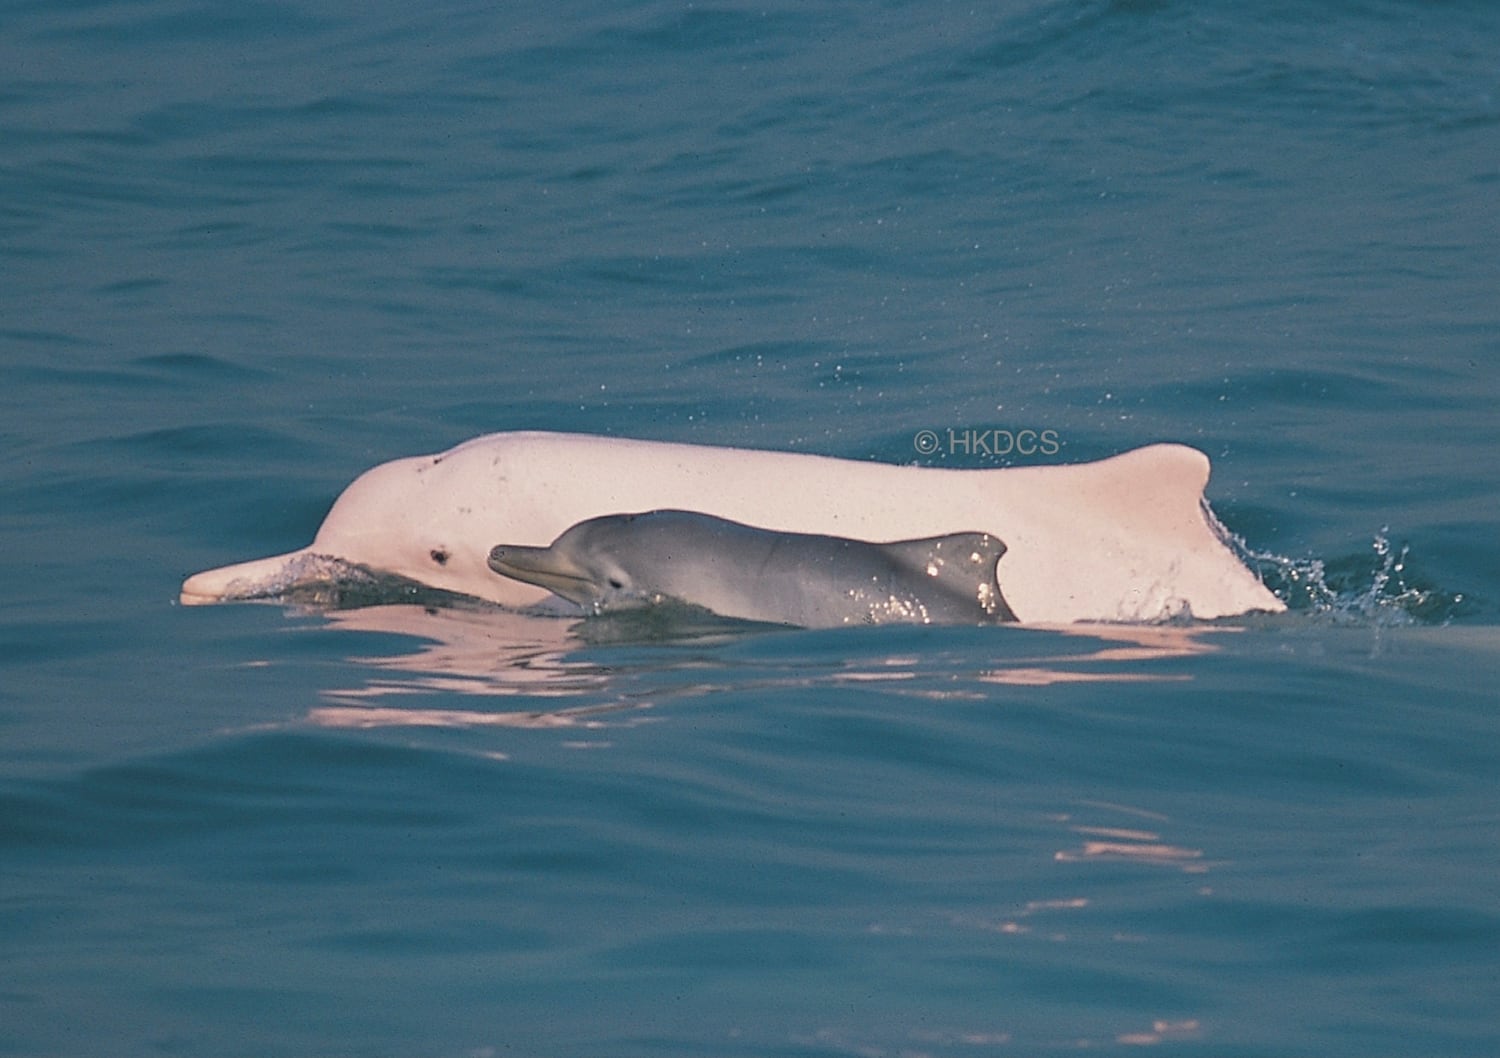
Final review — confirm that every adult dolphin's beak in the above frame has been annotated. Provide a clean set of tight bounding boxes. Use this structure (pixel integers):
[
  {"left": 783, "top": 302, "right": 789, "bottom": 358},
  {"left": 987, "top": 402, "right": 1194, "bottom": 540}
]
[
  {"left": 180, "top": 550, "right": 391, "bottom": 606},
  {"left": 487, "top": 545, "right": 594, "bottom": 606},
  {"left": 180, "top": 548, "right": 321, "bottom": 605}
]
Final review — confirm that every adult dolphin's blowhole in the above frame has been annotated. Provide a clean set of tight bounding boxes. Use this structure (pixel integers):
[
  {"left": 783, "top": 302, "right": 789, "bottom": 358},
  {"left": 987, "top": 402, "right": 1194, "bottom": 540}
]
[
  {"left": 487, "top": 510, "right": 1017, "bottom": 628},
  {"left": 179, "top": 431, "right": 1285, "bottom": 624}
]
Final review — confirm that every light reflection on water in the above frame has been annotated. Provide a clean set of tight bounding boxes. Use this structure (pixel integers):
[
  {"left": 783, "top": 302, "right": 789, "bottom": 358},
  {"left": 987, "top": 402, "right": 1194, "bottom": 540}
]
[{"left": 293, "top": 606, "right": 1233, "bottom": 732}]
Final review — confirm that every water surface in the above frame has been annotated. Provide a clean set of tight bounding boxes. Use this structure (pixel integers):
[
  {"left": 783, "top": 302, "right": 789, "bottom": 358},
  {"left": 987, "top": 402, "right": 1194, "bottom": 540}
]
[{"left": 3, "top": 0, "right": 1498, "bottom": 1053}]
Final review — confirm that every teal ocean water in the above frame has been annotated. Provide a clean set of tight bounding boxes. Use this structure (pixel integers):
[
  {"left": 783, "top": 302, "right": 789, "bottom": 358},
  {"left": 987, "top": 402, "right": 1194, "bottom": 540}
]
[{"left": 3, "top": 0, "right": 1499, "bottom": 1053}]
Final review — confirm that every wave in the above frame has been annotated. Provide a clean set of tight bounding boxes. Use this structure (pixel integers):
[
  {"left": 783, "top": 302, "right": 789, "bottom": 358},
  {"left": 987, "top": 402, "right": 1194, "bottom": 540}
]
[{"left": 1238, "top": 530, "right": 1475, "bottom": 626}]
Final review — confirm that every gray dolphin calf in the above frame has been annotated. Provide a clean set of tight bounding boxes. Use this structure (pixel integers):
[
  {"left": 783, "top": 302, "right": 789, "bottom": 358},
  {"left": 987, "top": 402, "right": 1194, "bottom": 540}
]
[{"left": 487, "top": 510, "right": 1016, "bottom": 628}]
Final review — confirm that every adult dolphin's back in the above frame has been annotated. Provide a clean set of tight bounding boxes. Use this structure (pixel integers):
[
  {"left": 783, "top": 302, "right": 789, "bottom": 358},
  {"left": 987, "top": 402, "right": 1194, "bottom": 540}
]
[{"left": 179, "top": 431, "right": 1284, "bottom": 623}]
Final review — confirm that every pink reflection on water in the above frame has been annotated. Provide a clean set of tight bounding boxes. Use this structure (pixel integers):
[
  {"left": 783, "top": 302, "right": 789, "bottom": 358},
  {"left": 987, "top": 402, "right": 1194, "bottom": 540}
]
[
  {"left": 1117, "top": 1019, "right": 1203, "bottom": 1046},
  {"left": 296, "top": 608, "right": 1234, "bottom": 732},
  {"left": 978, "top": 622, "right": 1229, "bottom": 686}
]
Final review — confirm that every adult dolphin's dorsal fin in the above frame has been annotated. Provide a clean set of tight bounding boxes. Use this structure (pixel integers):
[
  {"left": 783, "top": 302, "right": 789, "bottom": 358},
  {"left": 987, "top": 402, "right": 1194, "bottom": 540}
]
[{"left": 874, "top": 532, "right": 1016, "bottom": 621}]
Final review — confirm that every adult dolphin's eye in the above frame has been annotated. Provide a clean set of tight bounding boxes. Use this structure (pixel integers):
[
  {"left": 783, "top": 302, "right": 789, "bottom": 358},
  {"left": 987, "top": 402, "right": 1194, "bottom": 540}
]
[{"left": 609, "top": 578, "right": 624, "bottom": 590}]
